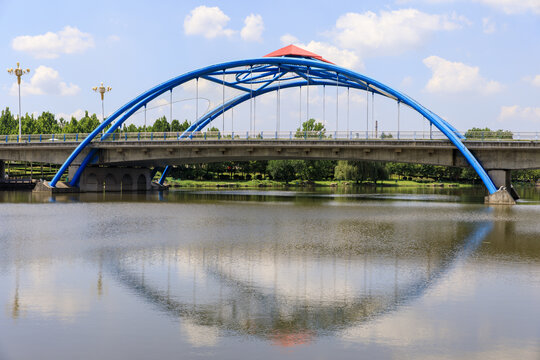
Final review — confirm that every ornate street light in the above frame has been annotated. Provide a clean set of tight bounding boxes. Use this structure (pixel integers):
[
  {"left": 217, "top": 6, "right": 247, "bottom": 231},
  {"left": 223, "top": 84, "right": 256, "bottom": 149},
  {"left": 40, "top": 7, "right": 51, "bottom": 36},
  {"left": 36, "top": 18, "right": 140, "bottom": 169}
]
[
  {"left": 92, "top": 82, "right": 112, "bottom": 131},
  {"left": 7, "top": 62, "right": 30, "bottom": 142}
]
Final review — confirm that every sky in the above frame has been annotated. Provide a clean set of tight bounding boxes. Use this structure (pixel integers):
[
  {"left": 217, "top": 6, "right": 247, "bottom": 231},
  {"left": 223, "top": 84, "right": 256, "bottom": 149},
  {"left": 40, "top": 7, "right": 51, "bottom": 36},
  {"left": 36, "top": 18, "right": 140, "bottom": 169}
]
[{"left": 0, "top": 0, "right": 539, "bottom": 133}]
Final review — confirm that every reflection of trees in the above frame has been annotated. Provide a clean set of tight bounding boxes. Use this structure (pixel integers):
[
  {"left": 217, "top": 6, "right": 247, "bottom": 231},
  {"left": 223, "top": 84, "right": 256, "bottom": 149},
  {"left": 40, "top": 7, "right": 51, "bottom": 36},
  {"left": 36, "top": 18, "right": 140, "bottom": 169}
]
[{"left": 104, "top": 216, "right": 493, "bottom": 343}]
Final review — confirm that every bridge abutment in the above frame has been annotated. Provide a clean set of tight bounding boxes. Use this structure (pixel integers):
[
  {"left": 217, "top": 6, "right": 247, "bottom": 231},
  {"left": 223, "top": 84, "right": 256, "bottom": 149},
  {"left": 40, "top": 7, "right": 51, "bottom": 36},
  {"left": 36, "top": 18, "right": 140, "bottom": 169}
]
[
  {"left": 34, "top": 166, "right": 163, "bottom": 193},
  {"left": 71, "top": 166, "right": 155, "bottom": 192},
  {"left": 485, "top": 169, "right": 519, "bottom": 205}
]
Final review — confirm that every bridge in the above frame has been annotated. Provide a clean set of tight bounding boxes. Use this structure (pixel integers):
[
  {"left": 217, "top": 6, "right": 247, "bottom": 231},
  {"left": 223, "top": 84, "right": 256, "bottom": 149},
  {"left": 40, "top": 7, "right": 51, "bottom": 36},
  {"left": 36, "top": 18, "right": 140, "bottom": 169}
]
[
  {"left": 1, "top": 45, "right": 536, "bottom": 204},
  {"left": 1, "top": 131, "right": 538, "bottom": 199}
]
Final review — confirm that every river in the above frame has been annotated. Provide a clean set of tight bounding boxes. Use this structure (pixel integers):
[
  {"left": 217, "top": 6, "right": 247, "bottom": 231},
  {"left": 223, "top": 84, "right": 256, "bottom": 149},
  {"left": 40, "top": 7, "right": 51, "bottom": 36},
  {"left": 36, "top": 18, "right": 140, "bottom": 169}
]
[{"left": 1, "top": 185, "right": 539, "bottom": 359}]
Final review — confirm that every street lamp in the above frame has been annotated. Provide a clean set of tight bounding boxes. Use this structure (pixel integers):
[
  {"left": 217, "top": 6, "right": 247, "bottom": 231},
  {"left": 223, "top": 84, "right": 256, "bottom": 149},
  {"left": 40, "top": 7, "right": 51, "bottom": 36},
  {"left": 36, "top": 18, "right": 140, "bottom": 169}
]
[
  {"left": 92, "top": 82, "right": 112, "bottom": 131},
  {"left": 7, "top": 62, "right": 30, "bottom": 142}
]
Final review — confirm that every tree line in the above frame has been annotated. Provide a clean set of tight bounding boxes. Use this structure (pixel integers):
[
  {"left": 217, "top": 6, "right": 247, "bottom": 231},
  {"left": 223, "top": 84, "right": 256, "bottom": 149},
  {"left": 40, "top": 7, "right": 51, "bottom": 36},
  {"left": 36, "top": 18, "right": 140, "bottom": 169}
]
[{"left": 0, "top": 107, "right": 191, "bottom": 135}]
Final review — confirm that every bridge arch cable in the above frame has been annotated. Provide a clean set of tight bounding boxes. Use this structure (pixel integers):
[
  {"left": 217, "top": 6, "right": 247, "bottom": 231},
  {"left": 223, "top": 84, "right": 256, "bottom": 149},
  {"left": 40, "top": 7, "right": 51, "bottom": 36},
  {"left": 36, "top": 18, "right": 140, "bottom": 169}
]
[{"left": 48, "top": 57, "right": 497, "bottom": 194}]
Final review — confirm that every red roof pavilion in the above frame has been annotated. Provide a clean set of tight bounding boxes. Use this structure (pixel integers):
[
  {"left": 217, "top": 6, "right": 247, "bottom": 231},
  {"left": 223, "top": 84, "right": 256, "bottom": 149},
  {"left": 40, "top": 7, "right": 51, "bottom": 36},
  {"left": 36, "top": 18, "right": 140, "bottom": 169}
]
[{"left": 264, "top": 44, "right": 334, "bottom": 64}]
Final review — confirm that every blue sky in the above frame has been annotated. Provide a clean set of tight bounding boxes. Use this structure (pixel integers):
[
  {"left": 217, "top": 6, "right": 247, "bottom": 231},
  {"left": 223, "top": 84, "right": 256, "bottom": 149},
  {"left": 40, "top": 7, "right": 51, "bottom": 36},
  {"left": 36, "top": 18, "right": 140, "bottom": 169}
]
[{"left": 1, "top": 0, "right": 539, "bottom": 133}]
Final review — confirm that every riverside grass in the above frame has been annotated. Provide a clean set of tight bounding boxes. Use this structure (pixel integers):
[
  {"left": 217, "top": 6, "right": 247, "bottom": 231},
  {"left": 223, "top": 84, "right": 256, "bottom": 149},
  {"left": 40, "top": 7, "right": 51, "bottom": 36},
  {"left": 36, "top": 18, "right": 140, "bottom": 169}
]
[{"left": 164, "top": 178, "right": 473, "bottom": 189}]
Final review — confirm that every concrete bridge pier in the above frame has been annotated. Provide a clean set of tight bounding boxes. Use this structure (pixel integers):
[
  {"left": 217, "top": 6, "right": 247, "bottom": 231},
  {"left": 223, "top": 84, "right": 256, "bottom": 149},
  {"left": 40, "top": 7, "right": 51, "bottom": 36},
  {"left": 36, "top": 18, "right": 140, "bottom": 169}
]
[
  {"left": 485, "top": 169, "right": 519, "bottom": 205},
  {"left": 67, "top": 166, "right": 159, "bottom": 192}
]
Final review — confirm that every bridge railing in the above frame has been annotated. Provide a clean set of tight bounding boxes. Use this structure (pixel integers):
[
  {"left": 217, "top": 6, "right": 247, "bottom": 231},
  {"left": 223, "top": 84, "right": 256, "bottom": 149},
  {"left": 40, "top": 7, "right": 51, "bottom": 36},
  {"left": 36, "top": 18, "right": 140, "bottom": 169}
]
[
  {"left": 1, "top": 133, "right": 93, "bottom": 144},
  {"left": 2, "top": 130, "right": 539, "bottom": 143}
]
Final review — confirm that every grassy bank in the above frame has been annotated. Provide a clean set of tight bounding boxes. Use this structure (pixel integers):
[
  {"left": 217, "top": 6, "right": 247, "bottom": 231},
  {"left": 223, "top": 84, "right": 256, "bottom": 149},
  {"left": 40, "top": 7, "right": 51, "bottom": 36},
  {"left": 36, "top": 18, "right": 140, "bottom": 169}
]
[{"left": 165, "top": 178, "right": 475, "bottom": 189}]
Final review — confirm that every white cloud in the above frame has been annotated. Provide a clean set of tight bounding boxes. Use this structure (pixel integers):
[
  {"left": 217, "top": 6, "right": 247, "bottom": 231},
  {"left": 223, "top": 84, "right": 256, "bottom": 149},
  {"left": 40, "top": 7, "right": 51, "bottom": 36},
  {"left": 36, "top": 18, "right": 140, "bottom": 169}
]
[
  {"left": 475, "top": 0, "right": 540, "bottom": 15},
  {"left": 152, "top": 98, "right": 170, "bottom": 115},
  {"left": 240, "top": 14, "right": 264, "bottom": 42},
  {"left": 277, "top": 36, "right": 362, "bottom": 70},
  {"left": 498, "top": 105, "right": 540, "bottom": 122},
  {"left": 106, "top": 35, "right": 121, "bottom": 43},
  {"left": 12, "top": 26, "right": 94, "bottom": 59},
  {"left": 397, "top": 0, "right": 540, "bottom": 14},
  {"left": 57, "top": 109, "right": 85, "bottom": 120},
  {"left": 401, "top": 76, "right": 414, "bottom": 87},
  {"left": 183, "top": 6, "right": 235, "bottom": 39},
  {"left": 423, "top": 55, "right": 502, "bottom": 94},
  {"left": 331, "top": 9, "right": 469, "bottom": 57},
  {"left": 280, "top": 34, "right": 299, "bottom": 45},
  {"left": 9, "top": 66, "right": 80, "bottom": 96},
  {"left": 482, "top": 17, "right": 496, "bottom": 34},
  {"left": 302, "top": 41, "right": 363, "bottom": 70},
  {"left": 524, "top": 74, "right": 540, "bottom": 87}
]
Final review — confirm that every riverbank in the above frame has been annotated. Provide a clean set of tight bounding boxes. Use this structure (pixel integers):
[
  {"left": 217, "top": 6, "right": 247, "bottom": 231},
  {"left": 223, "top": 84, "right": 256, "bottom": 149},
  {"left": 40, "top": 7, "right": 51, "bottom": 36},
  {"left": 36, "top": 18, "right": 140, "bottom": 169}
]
[{"left": 164, "top": 178, "right": 475, "bottom": 189}]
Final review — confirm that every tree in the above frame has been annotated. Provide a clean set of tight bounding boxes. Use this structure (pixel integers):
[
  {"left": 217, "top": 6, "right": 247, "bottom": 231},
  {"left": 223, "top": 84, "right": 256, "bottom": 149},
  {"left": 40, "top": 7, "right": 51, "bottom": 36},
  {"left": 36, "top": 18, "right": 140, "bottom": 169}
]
[
  {"left": 465, "top": 127, "right": 513, "bottom": 140},
  {"left": 0, "top": 108, "right": 17, "bottom": 135},
  {"left": 335, "top": 161, "right": 388, "bottom": 183},
  {"left": 296, "top": 160, "right": 335, "bottom": 181},
  {"left": 267, "top": 160, "right": 297, "bottom": 183},
  {"left": 171, "top": 119, "right": 190, "bottom": 132},
  {"left": 123, "top": 124, "right": 139, "bottom": 132},
  {"left": 78, "top": 111, "right": 101, "bottom": 133},
  {"left": 62, "top": 117, "right": 80, "bottom": 134},
  {"left": 150, "top": 116, "right": 170, "bottom": 132},
  {"left": 34, "top": 112, "right": 60, "bottom": 134},
  {"left": 334, "top": 161, "right": 358, "bottom": 181},
  {"left": 295, "top": 118, "right": 325, "bottom": 138}
]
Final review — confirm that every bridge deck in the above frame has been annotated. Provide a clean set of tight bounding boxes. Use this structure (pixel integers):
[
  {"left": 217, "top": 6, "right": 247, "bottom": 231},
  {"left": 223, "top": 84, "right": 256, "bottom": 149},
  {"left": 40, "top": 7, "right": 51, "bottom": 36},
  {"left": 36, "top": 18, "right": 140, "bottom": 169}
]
[{"left": 1, "top": 138, "right": 539, "bottom": 170}]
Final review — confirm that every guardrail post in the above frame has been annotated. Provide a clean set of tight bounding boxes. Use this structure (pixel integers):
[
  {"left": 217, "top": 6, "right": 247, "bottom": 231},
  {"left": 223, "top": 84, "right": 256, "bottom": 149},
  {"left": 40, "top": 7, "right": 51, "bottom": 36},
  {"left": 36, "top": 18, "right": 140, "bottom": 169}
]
[
  {"left": 232, "top": 131, "right": 234, "bottom": 140},
  {"left": 260, "top": 131, "right": 263, "bottom": 140},
  {"left": 177, "top": 132, "right": 179, "bottom": 140},
  {"left": 289, "top": 131, "right": 292, "bottom": 140},
  {"left": 151, "top": 132, "right": 153, "bottom": 141},
  {"left": 365, "top": 130, "right": 368, "bottom": 140},
  {"left": 17, "top": 135, "right": 19, "bottom": 142},
  {"left": 138, "top": 132, "right": 140, "bottom": 141},
  {"left": 64, "top": 134, "right": 66, "bottom": 142},
  {"left": 246, "top": 131, "right": 249, "bottom": 140},
  {"left": 304, "top": 131, "right": 307, "bottom": 140},
  {"left": 125, "top": 133, "right": 128, "bottom": 141},
  {"left": 76, "top": 133, "right": 79, "bottom": 142},
  {"left": 40, "top": 134, "right": 42, "bottom": 142},
  {"left": 218, "top": 131, "right": 221, "bottom": 140},
  {"left": 52, "top": 134, "right": 55, "bottom": 142},
  {"left": 482, "top": 131, "right": 484, "bottom": 141},
  {"left": 334, "top": 131, "right": 337, "bottom": 139},
  {"left": 112, "top": 133, "right": 115, "bottom": 141},
  {"left": 517, "top": 132, "right": 520, "bottom": 140},
  {"left": 275, "top": 131, "right": 278, "bottom": 139},
  {"left": 28, "top": 135, "right": 31, "bottom": 143},
  {"left": 204, "top": 132, "right": 206, "bottom": 140},
  {"left": 319, "top": 131, "right": 322, "bottom": 140},
  {"left": 413, "top": 131, "right": 416, "bottom": 141}
]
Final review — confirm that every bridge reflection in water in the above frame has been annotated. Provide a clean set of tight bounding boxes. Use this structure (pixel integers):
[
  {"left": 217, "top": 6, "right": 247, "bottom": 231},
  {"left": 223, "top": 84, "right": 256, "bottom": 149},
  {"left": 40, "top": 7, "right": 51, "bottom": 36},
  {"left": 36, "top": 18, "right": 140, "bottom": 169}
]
[{"left": 103, "top": 214, "right": 492, "bottom": 346}]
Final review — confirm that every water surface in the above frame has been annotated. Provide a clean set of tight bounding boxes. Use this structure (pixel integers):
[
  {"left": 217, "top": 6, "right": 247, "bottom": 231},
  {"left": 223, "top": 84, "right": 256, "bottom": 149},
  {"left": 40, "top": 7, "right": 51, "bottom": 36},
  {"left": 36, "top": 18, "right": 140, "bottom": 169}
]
[{"left": 1, "top": 186, "right": 539, "bottom": 359}]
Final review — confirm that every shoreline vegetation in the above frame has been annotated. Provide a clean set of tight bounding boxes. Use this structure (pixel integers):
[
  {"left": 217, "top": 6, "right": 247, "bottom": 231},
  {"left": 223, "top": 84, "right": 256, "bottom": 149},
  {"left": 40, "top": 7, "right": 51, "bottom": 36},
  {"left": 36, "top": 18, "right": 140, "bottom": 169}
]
[{"left": 164, "top": 178, "right": 475, "bottom": 189}]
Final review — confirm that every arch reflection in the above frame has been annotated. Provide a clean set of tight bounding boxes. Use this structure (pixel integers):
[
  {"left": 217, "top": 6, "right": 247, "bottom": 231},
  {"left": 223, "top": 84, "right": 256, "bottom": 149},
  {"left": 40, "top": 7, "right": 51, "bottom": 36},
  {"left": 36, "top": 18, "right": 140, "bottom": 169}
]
[{"left": 104, "top": 214, "right": 493, "bottom": 345}]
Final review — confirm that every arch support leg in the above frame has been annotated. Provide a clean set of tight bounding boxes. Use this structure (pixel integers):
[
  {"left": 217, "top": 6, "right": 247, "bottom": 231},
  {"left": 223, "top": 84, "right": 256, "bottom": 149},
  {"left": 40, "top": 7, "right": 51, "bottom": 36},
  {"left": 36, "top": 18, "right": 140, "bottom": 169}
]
[{"left": 485, "top": 169, "right": 519, "bottom": 204}]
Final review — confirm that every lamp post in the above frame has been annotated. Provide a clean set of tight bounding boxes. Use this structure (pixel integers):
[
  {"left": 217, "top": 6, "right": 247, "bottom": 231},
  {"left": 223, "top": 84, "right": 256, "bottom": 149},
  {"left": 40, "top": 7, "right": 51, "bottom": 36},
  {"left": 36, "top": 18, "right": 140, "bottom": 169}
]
[
  {"left": 7, "top": 62, "right": 30, "bottom": 142},
  {"left": 92, "top": 82, "right": 112, "bottom": 133}
]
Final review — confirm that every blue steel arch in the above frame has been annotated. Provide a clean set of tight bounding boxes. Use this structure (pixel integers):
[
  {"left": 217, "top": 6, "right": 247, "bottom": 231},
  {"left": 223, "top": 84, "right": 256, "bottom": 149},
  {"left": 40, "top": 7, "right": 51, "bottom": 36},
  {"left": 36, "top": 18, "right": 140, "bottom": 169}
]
[{"left": 49, "top": 57, "right": 497, "bottom": 194}]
